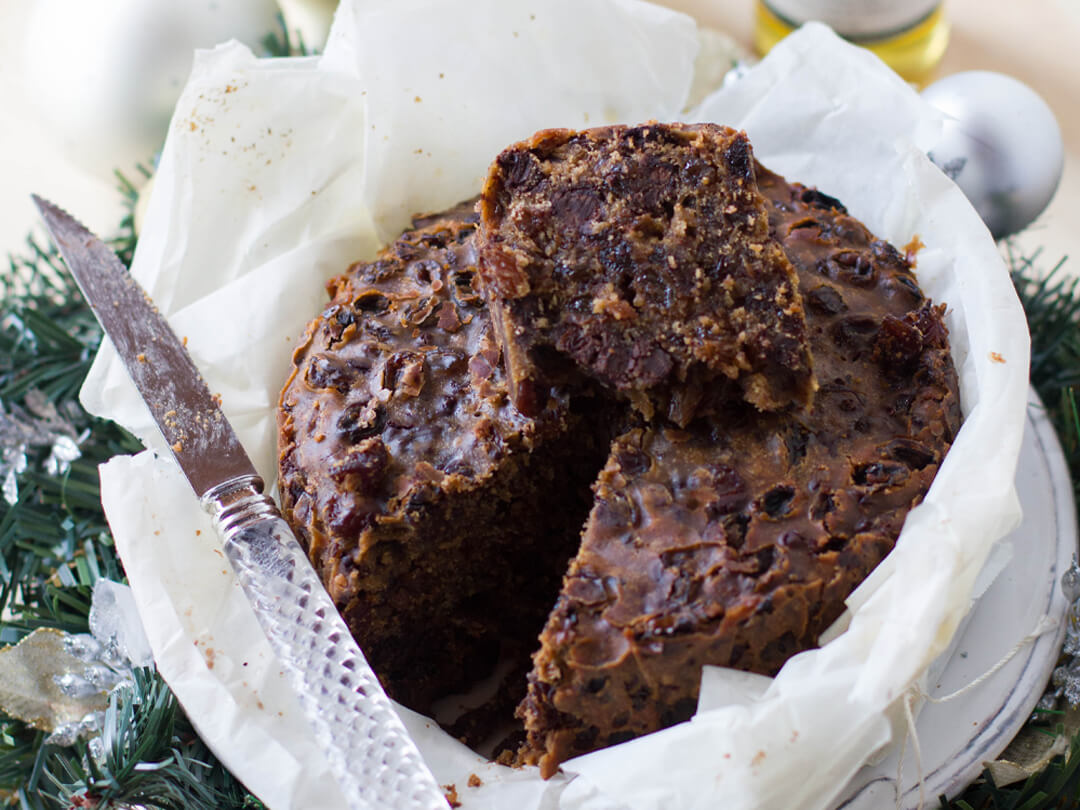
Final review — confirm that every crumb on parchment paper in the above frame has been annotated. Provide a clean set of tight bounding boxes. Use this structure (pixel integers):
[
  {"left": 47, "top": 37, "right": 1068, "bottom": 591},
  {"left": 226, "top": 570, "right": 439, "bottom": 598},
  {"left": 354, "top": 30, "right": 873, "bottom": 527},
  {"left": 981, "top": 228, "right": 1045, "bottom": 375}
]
[{"left": 904, "top": 234, "right": 926, "bottom": 265}]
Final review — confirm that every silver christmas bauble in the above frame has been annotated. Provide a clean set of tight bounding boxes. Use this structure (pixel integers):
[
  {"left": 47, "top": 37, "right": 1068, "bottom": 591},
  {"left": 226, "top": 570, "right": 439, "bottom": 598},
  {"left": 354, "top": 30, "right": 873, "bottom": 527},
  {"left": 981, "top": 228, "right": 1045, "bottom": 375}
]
[{"left": 922, "top": 71, "right": 1064, "bottom": 239}]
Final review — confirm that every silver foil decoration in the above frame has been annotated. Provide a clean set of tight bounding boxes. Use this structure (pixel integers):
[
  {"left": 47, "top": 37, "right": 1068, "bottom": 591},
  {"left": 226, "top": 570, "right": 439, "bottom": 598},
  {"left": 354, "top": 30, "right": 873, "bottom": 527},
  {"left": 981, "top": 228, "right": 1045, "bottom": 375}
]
[
  {"left": 0, "top": 389, "right": 86, "bottom": 505},
  {"left": 45, "top": 581, "right": 154, "bottom": 747},
  {"left": 1034, "top": 556, "right": 1080, "bottom": 718},
  {"left": 45, "top": 712, "right": 104, "bottom": 748}
]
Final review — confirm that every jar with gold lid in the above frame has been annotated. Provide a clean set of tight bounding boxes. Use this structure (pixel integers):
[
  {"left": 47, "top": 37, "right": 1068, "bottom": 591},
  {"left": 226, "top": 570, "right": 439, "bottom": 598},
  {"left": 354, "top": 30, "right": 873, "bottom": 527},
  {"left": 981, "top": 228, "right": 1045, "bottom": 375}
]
[{"left": 754, "top": 1, "right": 950, "bottom": 84}]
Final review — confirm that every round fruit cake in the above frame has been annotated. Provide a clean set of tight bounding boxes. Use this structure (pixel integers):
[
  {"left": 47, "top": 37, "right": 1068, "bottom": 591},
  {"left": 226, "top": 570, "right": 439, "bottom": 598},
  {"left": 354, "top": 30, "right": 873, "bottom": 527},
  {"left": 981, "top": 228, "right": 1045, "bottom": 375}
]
[{"left": 277, "top": 125, "right": 960, "bottom": 778}]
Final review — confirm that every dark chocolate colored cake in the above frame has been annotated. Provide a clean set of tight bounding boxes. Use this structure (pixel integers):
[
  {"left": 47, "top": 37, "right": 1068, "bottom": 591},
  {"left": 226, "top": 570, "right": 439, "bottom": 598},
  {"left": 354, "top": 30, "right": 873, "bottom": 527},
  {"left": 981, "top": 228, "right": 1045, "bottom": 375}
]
[
  {"left": 278, "top": 137, "right": 960, "bottom": 779},
  {"left": 478, "top": 124, "right": 815, "bottom": 425}
]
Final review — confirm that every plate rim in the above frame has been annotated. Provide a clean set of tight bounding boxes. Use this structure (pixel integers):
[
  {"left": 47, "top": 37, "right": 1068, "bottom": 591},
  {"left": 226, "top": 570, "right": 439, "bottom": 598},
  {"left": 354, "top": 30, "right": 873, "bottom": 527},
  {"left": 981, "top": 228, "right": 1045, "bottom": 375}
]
[{"left": 837, "top": 387, "right": 1077, "bottom": 808}]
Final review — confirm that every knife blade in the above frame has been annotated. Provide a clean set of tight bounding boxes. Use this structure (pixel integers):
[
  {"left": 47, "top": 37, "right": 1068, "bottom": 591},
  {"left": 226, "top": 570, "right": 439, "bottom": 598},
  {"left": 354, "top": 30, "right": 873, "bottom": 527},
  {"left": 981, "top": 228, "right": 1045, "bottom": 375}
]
[{"left": 33, "top": 195, "right": 449, "bottom": 810}]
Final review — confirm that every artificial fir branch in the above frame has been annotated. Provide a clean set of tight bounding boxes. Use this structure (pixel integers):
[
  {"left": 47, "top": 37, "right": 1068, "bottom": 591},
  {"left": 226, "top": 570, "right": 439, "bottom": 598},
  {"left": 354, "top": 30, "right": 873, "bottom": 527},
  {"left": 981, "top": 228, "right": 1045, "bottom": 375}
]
[
  {"left": 934, "top": 246, "right": 1080, "bottom": 810},
  {"left": 0, "top": 229, "right": 142, "bottom": 646},
  {"left": 940, "top": 732, "right": 1080, "bottom": 810},
  {"left": 0, "top": 26, "right": 308, "bottom": 806},
  {"left": 37, "top": 669, "right": 264, "bottom": 810},
  {"left": 261, "top": 12, "right": 313, "bottom": 58},
  {"left": 1010, "top": 242, "right": 1080, "bottom": 510}
]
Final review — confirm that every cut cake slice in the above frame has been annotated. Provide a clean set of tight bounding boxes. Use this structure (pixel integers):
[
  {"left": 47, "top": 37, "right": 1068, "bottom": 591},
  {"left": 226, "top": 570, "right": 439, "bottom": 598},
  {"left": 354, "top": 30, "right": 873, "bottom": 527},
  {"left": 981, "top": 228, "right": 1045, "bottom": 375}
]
[
  {"left": 478, "top": 123, "right": 815, "bottom": 425},
  {"left": 278, "top": 201, "right": 612, "bottom": 715}
]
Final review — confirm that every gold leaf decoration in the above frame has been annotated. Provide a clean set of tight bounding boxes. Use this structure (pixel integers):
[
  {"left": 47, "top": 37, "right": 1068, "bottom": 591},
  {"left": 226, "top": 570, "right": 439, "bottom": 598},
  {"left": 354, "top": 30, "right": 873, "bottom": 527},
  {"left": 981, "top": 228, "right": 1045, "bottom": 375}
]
[
  {"left": 0, "top": 628, "right": 108, "bottom": 731},
  {"left": 986, "top": 706, "right": 1080, "bottom": 787}
]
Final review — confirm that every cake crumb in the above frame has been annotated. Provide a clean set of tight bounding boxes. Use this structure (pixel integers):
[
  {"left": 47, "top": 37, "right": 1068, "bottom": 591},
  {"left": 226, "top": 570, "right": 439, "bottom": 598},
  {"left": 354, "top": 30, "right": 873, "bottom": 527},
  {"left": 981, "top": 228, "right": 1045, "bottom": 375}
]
[
  {"left": 989, "top": 351, "right": 1005, "bottom": 364},
  {"left": 467, "top": 773, "right": 483, "bottom": 788},
  {"left": 904, "top": 234, "right": 926, "bottom": 265},
  {"left": 494, "top": 748, "right": 517, "bottom": 768},
  {"left": 443, "top": 784, "right": 461, "bottom": 808}
]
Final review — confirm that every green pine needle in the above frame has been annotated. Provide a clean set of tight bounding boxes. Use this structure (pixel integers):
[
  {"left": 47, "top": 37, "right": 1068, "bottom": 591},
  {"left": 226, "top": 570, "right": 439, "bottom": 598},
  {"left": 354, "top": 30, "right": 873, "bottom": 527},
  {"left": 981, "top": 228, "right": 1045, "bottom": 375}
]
[
  {"left": 941, "top": 733, "right": 1080, "bottom": 810},
  {"left": 34, "top": 669, "right": 264, "bottom": 810},
  {"left": 260, "top": 12, "right": 315, "bottom": 58}
]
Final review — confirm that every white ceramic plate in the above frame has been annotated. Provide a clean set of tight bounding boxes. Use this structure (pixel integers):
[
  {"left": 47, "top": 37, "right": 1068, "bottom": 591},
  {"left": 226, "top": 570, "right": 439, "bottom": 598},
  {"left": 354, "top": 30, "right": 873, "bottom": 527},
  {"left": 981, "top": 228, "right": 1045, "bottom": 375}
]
[{"left": 836, "top": 389, "right": 1076, "bottom": 808}]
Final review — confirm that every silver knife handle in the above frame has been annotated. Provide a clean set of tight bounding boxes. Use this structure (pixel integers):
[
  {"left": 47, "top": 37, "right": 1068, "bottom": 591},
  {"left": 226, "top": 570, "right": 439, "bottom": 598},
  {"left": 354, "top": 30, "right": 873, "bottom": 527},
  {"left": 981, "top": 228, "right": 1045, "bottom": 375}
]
[{"left": 202, "top": 476, "right": 448, "bottom": 810}]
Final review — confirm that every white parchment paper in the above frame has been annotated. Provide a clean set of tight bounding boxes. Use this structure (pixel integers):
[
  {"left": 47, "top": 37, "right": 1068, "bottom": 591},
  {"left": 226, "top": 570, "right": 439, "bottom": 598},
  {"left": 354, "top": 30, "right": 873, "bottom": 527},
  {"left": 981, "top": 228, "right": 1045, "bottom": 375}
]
[{"left": 82, "top": 3, "right": 1029, "bottom": 808}]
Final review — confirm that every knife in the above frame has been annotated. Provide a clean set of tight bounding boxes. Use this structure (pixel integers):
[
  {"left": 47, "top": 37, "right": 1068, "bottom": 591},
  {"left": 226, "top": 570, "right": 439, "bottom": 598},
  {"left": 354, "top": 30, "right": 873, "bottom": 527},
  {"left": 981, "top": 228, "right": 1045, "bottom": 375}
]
[{"left": 33, "top": 195, "right": 450, "bottom": 810}]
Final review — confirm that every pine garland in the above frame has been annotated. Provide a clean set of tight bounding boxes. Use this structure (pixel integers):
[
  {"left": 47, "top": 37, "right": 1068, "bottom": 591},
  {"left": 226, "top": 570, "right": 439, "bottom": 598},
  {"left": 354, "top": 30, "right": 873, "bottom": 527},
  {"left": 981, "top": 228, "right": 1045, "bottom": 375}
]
[
  {"left": 1010, "top": 244, "right": 1080, "bottom": 507},
  {"left": 38, "top": 669, "right": 263, "bottom": 810},
  {"left": 0, "top": 192, "right": 140, "bottom": 650},
  {"left": 942, "top": 733, "right": 1080, "bottom": 810}
]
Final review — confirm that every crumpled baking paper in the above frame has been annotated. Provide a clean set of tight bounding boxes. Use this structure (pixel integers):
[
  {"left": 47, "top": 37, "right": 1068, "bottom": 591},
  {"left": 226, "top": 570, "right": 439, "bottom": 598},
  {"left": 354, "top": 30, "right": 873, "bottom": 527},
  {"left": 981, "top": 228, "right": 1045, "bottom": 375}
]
[{"left": 81, "top": 2, "right": 1029, "bottom": 808}]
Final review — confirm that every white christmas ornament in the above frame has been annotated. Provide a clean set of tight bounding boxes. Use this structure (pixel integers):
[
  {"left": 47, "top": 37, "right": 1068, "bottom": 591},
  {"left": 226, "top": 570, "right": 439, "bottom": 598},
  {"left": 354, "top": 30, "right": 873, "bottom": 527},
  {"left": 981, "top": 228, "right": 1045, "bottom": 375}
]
[
  {"left": 22, "top": 0, "right": 281, "bottom": 180},
  {"left": 922, "top": 70, "right": 1064, "bottom": 239}
]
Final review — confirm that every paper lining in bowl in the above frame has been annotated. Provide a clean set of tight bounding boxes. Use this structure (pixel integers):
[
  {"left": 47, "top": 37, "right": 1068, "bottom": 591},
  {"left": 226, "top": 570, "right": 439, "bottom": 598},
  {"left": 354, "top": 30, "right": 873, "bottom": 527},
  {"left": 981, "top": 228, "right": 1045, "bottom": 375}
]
[{"left": 82, "top": 3, "right": 1028, "bottom": 808}]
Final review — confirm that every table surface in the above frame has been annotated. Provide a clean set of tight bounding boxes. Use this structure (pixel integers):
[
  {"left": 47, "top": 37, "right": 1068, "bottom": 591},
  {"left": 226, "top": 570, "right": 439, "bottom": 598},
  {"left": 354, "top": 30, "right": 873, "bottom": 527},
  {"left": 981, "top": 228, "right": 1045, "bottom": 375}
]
[{"left": 1, "top": 1, "right": 1078, "bottom": 272}]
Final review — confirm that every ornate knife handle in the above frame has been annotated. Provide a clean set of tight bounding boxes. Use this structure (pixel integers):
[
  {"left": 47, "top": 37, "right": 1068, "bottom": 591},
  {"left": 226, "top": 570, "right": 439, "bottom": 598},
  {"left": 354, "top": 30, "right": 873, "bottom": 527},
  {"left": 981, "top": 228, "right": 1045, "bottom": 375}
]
[{"left": 202, "top": 476, "right": 448, "bottom": 810}]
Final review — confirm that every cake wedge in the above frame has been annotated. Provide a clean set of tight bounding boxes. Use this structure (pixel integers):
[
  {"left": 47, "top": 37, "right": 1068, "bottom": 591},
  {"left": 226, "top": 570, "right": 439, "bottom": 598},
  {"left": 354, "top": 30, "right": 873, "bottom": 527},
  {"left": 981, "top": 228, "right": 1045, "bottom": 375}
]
[{"left": 478, "top": 123, "right": 815, "bottom": 425}]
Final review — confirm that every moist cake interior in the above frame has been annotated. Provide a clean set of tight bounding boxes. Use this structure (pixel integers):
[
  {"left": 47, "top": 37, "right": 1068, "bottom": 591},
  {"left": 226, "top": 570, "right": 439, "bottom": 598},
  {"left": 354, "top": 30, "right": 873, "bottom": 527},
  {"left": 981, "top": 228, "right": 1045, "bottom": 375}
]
[
  {"left": 515, "top": 164, "right": 959, "bottom": 775},
  {"left": 478, "top": 124, "right": 814, "bottom": 425}
]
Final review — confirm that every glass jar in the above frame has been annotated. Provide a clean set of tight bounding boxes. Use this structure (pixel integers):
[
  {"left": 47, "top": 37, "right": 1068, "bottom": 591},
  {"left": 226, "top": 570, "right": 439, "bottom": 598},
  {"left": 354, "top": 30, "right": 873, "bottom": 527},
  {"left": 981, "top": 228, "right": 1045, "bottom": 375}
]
[{"left": 754, "top": 1, "right": 950, "bottom": 84}]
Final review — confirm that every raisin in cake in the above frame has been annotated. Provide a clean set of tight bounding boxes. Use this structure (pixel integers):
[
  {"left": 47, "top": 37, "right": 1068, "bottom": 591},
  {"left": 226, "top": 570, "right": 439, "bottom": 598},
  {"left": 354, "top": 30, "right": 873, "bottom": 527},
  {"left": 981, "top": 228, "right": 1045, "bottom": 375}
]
[{"left": 478, "top": 123, "right": 814, "bottom": 425}]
